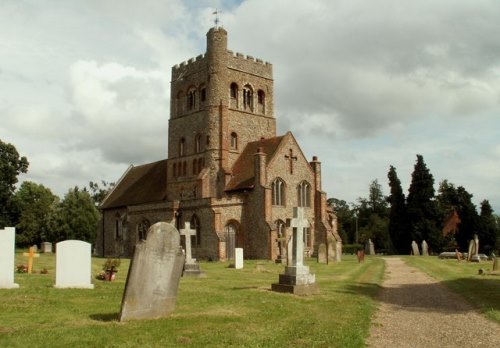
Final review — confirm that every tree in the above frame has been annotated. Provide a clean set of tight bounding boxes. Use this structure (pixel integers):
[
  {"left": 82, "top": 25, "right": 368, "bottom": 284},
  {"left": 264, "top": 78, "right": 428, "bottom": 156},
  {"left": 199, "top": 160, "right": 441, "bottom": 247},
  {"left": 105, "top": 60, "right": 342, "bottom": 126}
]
[
  {"left": 387, "top": 165, "right": 410, "bottom": 254},
  {"left": 0, "top": 139, "right": 29, "bottom": 227},
  {"left": 50, "top": 187, "right": 100, "bottom": 243},
  {"left": 436, "top": 180, "right": 480, "bottom": 251},
  {"left": 13, "top": 182, "right": 59, "bottom": 246},
  {"left": 406, "top": 155, "right": 441, "bottom": 251},
  {"left": 327, "top": 198, "right": 354, "bottom": 244},
  {"left": 479, "top": 200, "right": 498, "bottom": 254},
  {"left": 86, "top": 180, "right": 115, "bottom": 206}
]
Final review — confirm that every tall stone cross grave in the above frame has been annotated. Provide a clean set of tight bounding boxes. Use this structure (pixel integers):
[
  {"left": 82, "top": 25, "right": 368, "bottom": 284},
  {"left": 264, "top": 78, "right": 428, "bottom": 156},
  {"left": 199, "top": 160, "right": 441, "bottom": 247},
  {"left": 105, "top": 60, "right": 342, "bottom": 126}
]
[
  {"left": 180, "top": 222, "right": 196, "bottom": 264},
  {"left": 23, "top": 246, "right": 40, "bottom": 274},
  {"left": 179, "top": 222, "right": 203, "bottom": 277},
  {"left": 271, "top": 207, "right": 319, "bottom": 295}
]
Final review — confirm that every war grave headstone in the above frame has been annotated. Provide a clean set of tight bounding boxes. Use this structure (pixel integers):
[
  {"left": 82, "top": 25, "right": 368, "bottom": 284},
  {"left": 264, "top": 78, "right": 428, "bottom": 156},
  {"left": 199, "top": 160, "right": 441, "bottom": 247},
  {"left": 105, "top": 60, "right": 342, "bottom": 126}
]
[
  {"left": 272, "top": 207, "right": 319, "bottom": 295},
  {"left": 411, "top": 241, "right": 420, "bottom": 256},
  {"left": 180, "top": 222, "right": 203, "bottom": 277},
  {"left": 23, "top": 246, "right": 40, "bottom": 274},
  {"left": 365, "top": 238, "right": 375, "bottom": 255},
  {"left": 421, "top": 240, "right": 429, "bottom": 256},
  {"left": 119, "top": 222, "right": 185, "bottom": 321},
  {"left": 317, "top": 243, "right": 327, "bottom": 264},
  {"left": 41, "top": 242, "right": 52, "bottom": 253},
  {"left": 235, "top": 248, "right": 244, "bottom": 269},
  {"left": 54, "top": 240, "right": 94, "bottom": 289},
  {"left": 0, "top": 227, "right": 19, "bottom": 289}
]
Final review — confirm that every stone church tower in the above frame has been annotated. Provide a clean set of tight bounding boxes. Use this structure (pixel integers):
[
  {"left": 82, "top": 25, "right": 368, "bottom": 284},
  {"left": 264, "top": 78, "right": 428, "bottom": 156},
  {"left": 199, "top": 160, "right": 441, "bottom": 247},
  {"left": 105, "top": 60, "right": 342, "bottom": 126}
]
[{"left": 97, "top": 27, "right": 341, "bottom": 261}]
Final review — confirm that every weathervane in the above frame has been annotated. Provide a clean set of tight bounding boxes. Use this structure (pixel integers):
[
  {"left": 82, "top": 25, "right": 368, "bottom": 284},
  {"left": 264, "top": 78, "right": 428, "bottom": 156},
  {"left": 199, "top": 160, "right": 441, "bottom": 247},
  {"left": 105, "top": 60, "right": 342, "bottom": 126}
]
[{"left": 213, "top": 9, "right": 221, "bottom": 28}]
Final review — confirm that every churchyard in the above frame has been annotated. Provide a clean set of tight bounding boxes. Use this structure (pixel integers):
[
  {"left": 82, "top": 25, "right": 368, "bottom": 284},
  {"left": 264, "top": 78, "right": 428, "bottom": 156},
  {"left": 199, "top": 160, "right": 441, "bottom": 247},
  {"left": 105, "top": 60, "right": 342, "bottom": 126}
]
[{"left": 2, "top": 250, "right": 499, "bottom": 347}]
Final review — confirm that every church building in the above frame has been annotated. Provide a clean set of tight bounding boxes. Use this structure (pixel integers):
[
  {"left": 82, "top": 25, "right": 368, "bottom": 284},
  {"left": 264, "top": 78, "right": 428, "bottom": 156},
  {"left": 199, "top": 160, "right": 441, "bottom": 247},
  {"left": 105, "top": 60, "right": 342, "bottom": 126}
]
[{"left": 96, "top": 26, "right": 341, "bottom": 261}]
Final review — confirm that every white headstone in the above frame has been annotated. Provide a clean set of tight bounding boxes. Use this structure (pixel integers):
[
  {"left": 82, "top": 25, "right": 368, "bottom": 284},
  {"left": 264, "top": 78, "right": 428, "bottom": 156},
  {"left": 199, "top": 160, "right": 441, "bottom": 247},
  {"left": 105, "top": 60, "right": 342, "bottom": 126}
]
[
  {"left": 55, "top": 240, "right": 94, "bottom": 289},
  {"left": 41, "top": 242, "right": 52, "bottom": 253},
  {"left": 0, "top": 227, "right": 19, "bottom": 289},
  {"left": 235, "top": 248, "right": 244, "bottom": 269}
]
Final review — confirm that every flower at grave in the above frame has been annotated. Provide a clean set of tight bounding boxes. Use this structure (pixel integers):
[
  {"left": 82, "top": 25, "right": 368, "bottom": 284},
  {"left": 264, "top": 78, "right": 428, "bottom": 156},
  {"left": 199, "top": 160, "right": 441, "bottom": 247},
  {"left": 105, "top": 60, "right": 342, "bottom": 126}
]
[
  {"left": 16, "top": 264, "right": 28, "bottom": 273},
  {"left": 96, "top": 271, "right": 107, "bottom": 280},
  {"left": 102, "top": 258, "right": 120, "bottom": 273},
  {"left": 40, "top": 268, "right": 48, "bottom": 274}
]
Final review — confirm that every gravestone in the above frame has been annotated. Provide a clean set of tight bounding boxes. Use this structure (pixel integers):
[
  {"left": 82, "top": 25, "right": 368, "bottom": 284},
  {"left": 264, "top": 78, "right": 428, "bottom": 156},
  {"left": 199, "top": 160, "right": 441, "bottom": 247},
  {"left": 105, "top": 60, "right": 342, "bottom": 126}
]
[
  {"left": 421, "top": 240, "right": 429, "bottom": 256},
  {"left": 0, "top": 227, "right": 19, "bottom": 289},
  {"left": 411, "top": 241, "right": 420, "bottom": 256},
  {"left": 119, "top": 222, "right": 185, "bottom": 321},
  {"left": 235, "top": 248, "right": 244, "bottom": 269},
  {"left": 317, "top": 243, "right": 327, "bottom": 264},
  {"left": 179, "top": 222, "right": 202, "bottom": 277},
  {"left": 272, "top": 207, "right": 319, "bottom": 295},
  {"left": 468, "top": 236, "right": 480, "bottom": 262},
  {"left": 41, "top": 242, "right": 52, "bottom": 253},
  {"left": 365, "top": 239, "right": 375, "bottom": 255},
  {"left": 357, "top": 249, "right": 365, "bottom": 263},
  {"left": 55, "top": 240, "right": 94, "bottom": 289}
]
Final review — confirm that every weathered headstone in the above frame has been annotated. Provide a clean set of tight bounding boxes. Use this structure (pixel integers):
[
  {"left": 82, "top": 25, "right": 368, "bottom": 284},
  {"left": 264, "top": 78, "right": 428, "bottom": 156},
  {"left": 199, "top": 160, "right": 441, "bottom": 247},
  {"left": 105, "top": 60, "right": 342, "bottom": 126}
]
[
  {"left": 317, "top": 243, "right": 327, "bottom": 264},
  {"left": 492, "top": 254, "right": 498, "bottom": 272},
  {"left": 411, "top": 241, "right": 420, "bottom": 256},
  {"left": 119, "top": 222, "right": 185, "bottom": 321},
  {"left": 55, "top": 240, "right": 94, "bottom": 289},
  {"left": 41, "top": 242, "right": 52, "bottom": 253},
  {"left": 421, "top": 240, "right": 429, "bottom": 256},
  {"left": 235, "top": 248, "right": 244, "bottom": 269},
  {"left": 365, "top": 239, "right": 375, "bottom": 255},
  {"left": 0, "top": 227, "right": 19, "bottom": 289},
  {"left": 357, "top": 249, "right": 365, "bottom": 263},
  {"left": 471, "top": 234, "right": 480, "bottom": 262},
  {"left": 179, "top": 222, "right": 202, "bottom": 277},
  {"left": 22, "top": 246, "right": 40, "bottom": 274},
  {"left": 272, "top": 207, "right": 319, "bottom": 295}
]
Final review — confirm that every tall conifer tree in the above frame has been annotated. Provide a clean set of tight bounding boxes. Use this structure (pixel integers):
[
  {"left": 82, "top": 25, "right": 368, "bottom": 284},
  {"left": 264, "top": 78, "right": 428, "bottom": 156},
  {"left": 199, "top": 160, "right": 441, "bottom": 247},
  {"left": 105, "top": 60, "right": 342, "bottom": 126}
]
[
  {"left": 406, "top": 155, "right": 441, "bottom": 251},
  {"left": 479, "top": 200, "right": 498, "bottom": 253},
  {"left": 387, "top": 165, "right": 409, "bottom": 254}
]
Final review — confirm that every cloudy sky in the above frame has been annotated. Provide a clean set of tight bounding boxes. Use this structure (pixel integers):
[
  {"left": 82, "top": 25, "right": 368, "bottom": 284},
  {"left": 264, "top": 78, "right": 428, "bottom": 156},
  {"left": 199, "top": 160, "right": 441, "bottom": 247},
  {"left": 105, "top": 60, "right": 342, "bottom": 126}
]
[{"left": 1, "top": 0, "right": 499, "bottom": 212}]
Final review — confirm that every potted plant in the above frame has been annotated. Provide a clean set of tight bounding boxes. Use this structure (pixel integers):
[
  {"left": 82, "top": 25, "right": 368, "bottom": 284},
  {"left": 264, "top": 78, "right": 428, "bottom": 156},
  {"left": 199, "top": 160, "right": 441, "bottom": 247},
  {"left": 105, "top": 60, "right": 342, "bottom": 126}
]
[{"left": 102, "top": 258, "right": 120, "bottom": 281}]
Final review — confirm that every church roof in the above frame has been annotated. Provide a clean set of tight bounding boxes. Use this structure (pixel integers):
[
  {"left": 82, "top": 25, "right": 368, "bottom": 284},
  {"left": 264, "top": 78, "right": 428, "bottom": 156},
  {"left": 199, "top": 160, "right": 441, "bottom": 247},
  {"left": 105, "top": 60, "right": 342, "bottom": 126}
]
[
  {"left": 225, "top": 135, "right": 284, "bottom": 192},
  {"left": 100, "top": 159, "right": 167, "bottom": 209}
]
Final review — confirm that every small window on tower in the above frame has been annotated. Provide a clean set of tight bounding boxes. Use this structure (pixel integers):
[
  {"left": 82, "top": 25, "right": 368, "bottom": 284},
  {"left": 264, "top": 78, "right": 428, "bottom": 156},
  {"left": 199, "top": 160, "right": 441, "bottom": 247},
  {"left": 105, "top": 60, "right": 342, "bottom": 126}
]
[
  {"left": 201, "top": 88, "right": 206, "bottom": 102},
  {"left": 179, "top": 138, "right": 186, "bottom": 157},
  {"left": 195, "top": 134, "right": 202, "bottom": 153},
  {"left": 230, "top": 83, "right": 238, "bottom": 98},
  {"left": 230, "top": 132, "right": 238, "bottom": 150},
  {"left": 258, "top": 90, "right": 265, "bottom": 104}
]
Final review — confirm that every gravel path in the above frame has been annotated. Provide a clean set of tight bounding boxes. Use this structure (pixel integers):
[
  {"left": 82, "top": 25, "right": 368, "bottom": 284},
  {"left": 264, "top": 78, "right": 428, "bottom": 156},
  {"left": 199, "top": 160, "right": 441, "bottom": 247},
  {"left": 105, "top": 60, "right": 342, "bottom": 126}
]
[{"left": 367, "top": 257, "right": 500, "bottom": 348}]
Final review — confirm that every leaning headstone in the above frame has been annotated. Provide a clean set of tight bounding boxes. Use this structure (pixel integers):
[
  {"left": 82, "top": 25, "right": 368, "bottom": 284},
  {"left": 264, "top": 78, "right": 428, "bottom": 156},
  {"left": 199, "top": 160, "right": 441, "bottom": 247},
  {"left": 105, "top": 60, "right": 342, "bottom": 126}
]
[
  {"left": 119, "top": 222, "right": 185, "bottom": 321},
  {"left": 235, "top": 248, "right": 244, "bottom": 269},
  {"left": 411, "top": 241, "right": 420, "bottom": 256},
  {"left": 41, "top": 242, "right": 52, "bottom": 253},
  {"left": 272, "top": 207, "right": 319, "bottom": 295},
  {"left": 0, "top": 227, "right": 19, "bottom": 289},
  {"left": 317, "top": 243, "right": 327, "bottom": 264},
  {"left": 55, "top": 240, "right": 94, "bottom": 289},
  {"left": 421, "top": 240, "right": 429, "bottom": 256},
  {"left": 179, "top": 222, "right": 203, "bottom": 277},
  {"left": 365, "top": 239, "right": 375, "bottom": 255}
]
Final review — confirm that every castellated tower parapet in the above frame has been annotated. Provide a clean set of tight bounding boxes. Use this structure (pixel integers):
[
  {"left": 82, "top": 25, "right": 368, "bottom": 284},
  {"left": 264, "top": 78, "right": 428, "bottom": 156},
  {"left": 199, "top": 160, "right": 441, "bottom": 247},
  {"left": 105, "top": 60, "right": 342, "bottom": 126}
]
[{"left": 167, "top": 26, "right": 276, "bottom": 200}]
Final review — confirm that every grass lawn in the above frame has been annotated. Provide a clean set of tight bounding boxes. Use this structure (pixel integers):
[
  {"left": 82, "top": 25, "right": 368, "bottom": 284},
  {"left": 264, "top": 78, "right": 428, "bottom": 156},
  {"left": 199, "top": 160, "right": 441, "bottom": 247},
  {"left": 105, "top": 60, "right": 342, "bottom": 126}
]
[
  {"left": 402, "top": 255, "right": 500, "bottom": 324},
  {"left": 1, "top": 251, "right": 384, "bottom": 348}
]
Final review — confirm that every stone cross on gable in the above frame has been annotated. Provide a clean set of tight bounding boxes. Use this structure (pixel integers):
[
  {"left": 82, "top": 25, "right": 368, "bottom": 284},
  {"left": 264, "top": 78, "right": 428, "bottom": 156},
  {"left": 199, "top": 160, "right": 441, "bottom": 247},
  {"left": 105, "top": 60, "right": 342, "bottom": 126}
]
[
  {"left": 284, "top": 148, "right": 298, "bottom": 174},
  {"left": 180, "top": 222, "right": 197, "bottom": 264},
  {"left": 287, "top": 207, "right": 309, "bottom": 267}
]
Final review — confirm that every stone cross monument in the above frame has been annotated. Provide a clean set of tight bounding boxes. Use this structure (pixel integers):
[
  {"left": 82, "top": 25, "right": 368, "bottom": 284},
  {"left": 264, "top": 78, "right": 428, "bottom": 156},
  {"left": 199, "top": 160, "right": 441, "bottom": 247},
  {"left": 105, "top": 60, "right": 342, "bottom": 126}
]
[
  {"left": 179, "top": 222, "right": 203, "bottom": 276},
  {"left": 271, "top": 207, "right": 319, "bottom": 295}
]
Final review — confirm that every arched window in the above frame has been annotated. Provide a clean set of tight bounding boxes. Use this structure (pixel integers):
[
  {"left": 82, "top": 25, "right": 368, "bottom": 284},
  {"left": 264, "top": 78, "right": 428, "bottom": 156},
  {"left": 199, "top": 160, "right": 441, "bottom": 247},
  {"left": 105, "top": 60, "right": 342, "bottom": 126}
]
[
  {"left": 179, "top": 138, "right": 185, "bottom": 157},
  {"left": 230, "top": 132, "right": 238, "bottom": 150},
  {"left": 187, "top": 88, "right": 196, "bottom": 110},
  {"left": 258, "top": 90, "right": 265, "bottom": 104},
  {"left": 272, "top": 178, "right": 285, "bottom": 206},
  {"left": 173, "top": 163, "right": 177, "bottom": 178},
  {"left": 243, "top": 84, "right": 253, "bottom": 111},
  {"left": 230, "top": 83, "right": 238, "bottom": 98},
  {"left": 224, "top": 222, "right": 238, "bottom": 260},
  {"left": 137, "top": 218, "right": 150, "bottom": 241},
  {"left": 192, "top": 159, "right": 197, "bottom": 176},
  {"left": 298, "top": 181, "right": 311, "bottom": 207},
  {"left": 195, "top": 134, "right": 202, "bottom": 153},
  {"left": 182, "top": 161, "right": 187, "bottom": 176},
  {"left": 197, "top": 158, "right": 203, "bottom": 173},
  {"left": 190, "top": 214, "right": 201, "bottom": 246},
  {"left": 200, "top": 87, "right": 206, "bottom": 102}
]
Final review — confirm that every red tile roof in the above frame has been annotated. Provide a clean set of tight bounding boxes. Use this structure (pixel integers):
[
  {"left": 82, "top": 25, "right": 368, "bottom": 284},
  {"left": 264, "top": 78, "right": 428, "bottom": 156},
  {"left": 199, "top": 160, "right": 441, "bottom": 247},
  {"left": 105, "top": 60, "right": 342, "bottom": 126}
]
[
  {"left": 100, "top": 159, "right": 167, "bottom": 209},
  {"left": 225, "top": 136, "right": 284, "bottom": 192}
]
